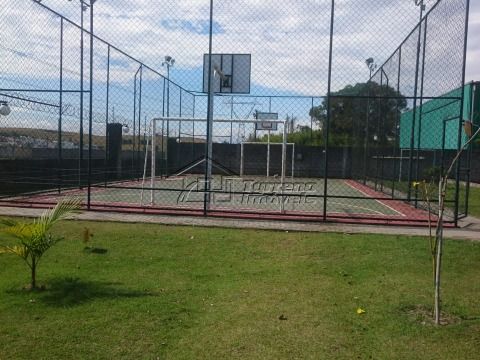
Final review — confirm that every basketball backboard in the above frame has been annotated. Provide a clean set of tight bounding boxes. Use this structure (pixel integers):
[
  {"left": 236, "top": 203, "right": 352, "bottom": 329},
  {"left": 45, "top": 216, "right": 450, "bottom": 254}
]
[
  {"left": 203, "top": 54, "right": 251, "bottom": 94},
  {"left": 255, "top": 111, "right": 279, "bottom": 130}
]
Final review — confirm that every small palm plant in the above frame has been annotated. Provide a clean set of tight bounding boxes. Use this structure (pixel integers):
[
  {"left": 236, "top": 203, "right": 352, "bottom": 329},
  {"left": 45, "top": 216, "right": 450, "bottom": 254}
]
[{"left": 0, "top": 198, "right": 82, "bottom": 290}]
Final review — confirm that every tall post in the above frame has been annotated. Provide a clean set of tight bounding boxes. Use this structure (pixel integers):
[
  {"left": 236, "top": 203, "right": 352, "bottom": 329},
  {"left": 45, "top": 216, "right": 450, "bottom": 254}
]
[
  {"left": 364, "top": 67, "right": 372, "bottom": 185},
  {"left": 281, "top": 120, "right": 287, "bottom": 213},
  {"left": 192, "top": 96, "right": 196, "bottom": 154},
  {"left": 392, "top": 47, "right": 402, "bottom": 197},
  {"left": 104, "top": 45, "right": 110, "bottom": 186},
  {"left": 203, "top": 0, "right": 214, "bottom": 215},
  {"left": 454, "top": 0, "right": 471, "bottom": 226},
  {"left": 407, "top": 0, "right": 425, "bottom": 202},
  {"left": 151, "top": 119, "right": 156, "bottom": 205},
  {"left": 292, "top": 144, "right": 295, "bottom": 178},
  {"left": 323, "top": 0, "right": 335, "bottom": 221},
  {"left": 132, "top": 69, "right": 138, "bottom": 179},
  {"left": 230, "top": 96, "right": 233, "bottom": 144},
  {"left": 379, "top": 69, "right": 389, "bottom": 192},
  {"left": 310, "top": 97, "right": 314, "bottom": 142},
  {"left": 138, "top": 65, "right": 143, "bottom": 180},
  {"left": 415, "top": 16, "right": 428, "bottom": 207},
  {"left": 87, "top": 0, "right": 94, "bottom": 209},
  {"left": 465, "top": 83, "right": 478, "bottom": 216},
  {"left": 240, "top": 142, "right": 244, "bottom": 176},
  {"left": 267, "top": 130, "right": 270, "bottom": 177},
  {"left": 166, "top": 65, "right": 170, "bottom": 171},
  {"left": 179, "top": 90, "right": 182, "bottom": 142},
  {"left": 166, "top": 65, "right": 170, "bottom": 119},
  {"left": 58, "top": 19, "right": 64, "bottom": 194},
  {"left": 79, "top": 1, "right": 85, "bottom": 188}
]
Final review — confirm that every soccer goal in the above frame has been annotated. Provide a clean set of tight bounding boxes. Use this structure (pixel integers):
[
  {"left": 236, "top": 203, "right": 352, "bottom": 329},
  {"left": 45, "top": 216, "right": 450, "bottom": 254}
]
[{"left": 141, "top": 117, "right": 288, "bottom": 205}]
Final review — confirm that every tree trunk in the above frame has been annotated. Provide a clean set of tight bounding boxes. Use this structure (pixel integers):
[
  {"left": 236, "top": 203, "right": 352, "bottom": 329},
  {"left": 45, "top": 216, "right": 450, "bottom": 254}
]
[
  {"left": 434, "top": 179, "right": 446, "bottom": 325},
  {"left": 31, "top": 257, "right": 36, "bottom": 289},
  {"left": 434, "top": 232, "right": 443, "bottom": 325}
]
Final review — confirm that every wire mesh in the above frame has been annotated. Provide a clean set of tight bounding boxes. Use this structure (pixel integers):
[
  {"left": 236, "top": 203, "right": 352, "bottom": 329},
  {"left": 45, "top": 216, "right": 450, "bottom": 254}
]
[{"left": 0, "top": 0, "right": 473, "bottom": 225}]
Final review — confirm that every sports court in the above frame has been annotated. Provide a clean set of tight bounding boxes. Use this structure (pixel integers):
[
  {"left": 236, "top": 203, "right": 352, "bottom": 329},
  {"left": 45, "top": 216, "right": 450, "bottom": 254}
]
[
  {"left": 0, "top": 0, "right": 474, "bottom": 226},
  {"left": 3, "top": 174, "right": 436, "bottom": 226}
]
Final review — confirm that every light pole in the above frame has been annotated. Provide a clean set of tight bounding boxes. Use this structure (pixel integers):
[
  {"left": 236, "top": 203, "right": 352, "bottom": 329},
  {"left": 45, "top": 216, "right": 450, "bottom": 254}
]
[
  {"left": 363, "top": 57, "right": 376, "bottom": 184},
  {"left": 73, "top": 0, "right": 89, "bottom": 187},
  {"left": 162, "top": 56, "right": 174, "bottom": 176},
  {"left": 162, "top": 56, "right": 175, "bottom": 119}
]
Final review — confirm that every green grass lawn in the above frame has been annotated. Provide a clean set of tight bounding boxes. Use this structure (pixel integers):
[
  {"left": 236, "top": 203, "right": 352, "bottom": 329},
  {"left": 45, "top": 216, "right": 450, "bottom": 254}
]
[
  {"left": 467, "top": 186, "right": 480, "bottom": 218},
  {"left": 1, "top": 221, "right": 479, "bottom": 359}
]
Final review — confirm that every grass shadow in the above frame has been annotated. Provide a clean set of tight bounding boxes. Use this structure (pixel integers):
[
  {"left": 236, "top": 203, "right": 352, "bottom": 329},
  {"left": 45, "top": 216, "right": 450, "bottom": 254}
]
[
  {"left": 33, "top": 277, "right": 154, "bottom": 307},
  {"left": 83, "top": 246, "right": 108, "bottom": 254}
]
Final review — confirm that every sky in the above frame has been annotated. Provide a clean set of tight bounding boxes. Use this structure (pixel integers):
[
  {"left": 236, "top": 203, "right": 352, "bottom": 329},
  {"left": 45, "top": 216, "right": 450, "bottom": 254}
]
[
  {"left": 2, "top": 0, "right": 477, "bottom": 94},
  {"left": 0, "top": 0, "right": 478, "bottom": 137},
  {"left": 466, "top": 1, "right": 480, "bottom": 82}
]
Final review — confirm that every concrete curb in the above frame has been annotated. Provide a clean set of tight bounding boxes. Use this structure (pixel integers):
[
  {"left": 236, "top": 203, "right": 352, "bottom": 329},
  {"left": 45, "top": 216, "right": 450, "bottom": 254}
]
[{"left": 0, "top": 206, "right": 479, "bottom": 242}]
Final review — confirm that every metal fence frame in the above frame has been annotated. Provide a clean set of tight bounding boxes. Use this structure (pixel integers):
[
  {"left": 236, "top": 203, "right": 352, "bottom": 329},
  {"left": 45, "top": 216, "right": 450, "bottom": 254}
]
[{"left": 0, "top": 0, "right": 473, "bottom": 226}]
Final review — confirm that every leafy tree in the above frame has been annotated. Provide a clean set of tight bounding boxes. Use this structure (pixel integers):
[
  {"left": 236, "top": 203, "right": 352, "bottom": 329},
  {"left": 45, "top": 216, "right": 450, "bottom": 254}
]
[
  {"left": 310, "top": 82, "right": 407, "bottom": 146},
  {"left": 0, "top": 198, "right": 81, "bottom": 289}
]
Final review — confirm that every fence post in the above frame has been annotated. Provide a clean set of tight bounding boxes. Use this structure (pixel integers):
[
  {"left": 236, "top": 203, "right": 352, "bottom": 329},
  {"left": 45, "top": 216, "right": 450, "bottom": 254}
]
[
  {"left": 415, "top": 17, "right": 428, "bottom": 208},
  {"left": 407, "top": 3, "right": 425, "bottom": 203},
  {"left": 133, "top": 68, "right": 138, "bottom": 179},
  {"left": 323, "top": 0, "right": 335, "bottom": 221},
  {"left": 104, "top": 45, "right": 110, "bottom": 187},
  {"left": 138, "top": 65, "right": 143, "bottom": 180},
  {"left": 58, "top": 18, "right": 63, "bottom": 194},
  {"left": 87, "top": 0, "right": 94, "bottom": 210},
  {"left": 203, "top": 0, "right": 214, "bottom": 215},
  {"left": 79, "top": 4, "right": 85, "bottom": 188},
  {"left": 454, "top": 0, "right": 471, "bottom": 225},
  {"left": 392, "top": 47, "right": 402, "bottom": 198}
]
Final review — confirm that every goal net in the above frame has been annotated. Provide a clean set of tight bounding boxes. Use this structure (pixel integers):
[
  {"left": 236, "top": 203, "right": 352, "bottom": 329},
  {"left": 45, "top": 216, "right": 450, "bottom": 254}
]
[{"left": 140, "top": 117, "right": 290, "bottom": 205}]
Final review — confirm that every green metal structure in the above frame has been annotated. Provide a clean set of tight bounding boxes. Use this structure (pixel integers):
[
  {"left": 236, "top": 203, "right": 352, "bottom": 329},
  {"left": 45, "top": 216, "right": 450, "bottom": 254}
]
[{"left": 400, "top": 82, "right": 479, "bottom": 150}]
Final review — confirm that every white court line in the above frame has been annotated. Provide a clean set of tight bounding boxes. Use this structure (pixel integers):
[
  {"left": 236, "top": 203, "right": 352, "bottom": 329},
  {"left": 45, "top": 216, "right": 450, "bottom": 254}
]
[
  {"left": 328, "top": 201, "right": 386, "bottom": 216},
  {"left": 343, "top": 181, "right": 406, "bottom": 217}
]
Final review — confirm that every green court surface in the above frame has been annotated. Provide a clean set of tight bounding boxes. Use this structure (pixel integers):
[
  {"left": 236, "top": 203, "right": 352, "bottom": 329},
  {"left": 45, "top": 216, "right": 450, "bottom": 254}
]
[{"left": 85, "top": 176, "right": 404, "bottom": 217}]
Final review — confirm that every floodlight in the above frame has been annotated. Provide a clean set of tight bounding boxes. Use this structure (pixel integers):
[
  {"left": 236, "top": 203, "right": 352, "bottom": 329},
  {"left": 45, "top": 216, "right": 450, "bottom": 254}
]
[
  {"left": 365, "top": 57, "right": 377, "bottom": 75},
  {"left": 414, "top": 0, "right": 426, "bottom": 10},
  {"left": 162, "top": 56, "right": 175, "bottom": 68},
  {"left": 122, "top": 124, "right": 130, "bottom": 134},
  {"left": 0, "top": 101, "right": 11, "bottom": 116}
]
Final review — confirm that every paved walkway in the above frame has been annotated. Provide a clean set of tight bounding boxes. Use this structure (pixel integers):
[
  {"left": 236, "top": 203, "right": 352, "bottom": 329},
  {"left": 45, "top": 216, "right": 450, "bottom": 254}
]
[{"left": 0, "top": 206, "right": 479, "bottom": 242}]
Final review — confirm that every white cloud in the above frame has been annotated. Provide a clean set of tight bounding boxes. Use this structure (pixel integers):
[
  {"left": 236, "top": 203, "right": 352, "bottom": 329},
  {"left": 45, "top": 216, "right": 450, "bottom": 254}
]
[{"left": 1, "top": 0, "right": 477, "bottom": 98}]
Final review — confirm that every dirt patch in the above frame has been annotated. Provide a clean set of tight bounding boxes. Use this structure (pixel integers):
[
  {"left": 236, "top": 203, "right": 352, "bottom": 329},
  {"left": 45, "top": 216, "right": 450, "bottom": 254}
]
[{"left": 404, "top": 304, "right": 461, "bottom": 326}]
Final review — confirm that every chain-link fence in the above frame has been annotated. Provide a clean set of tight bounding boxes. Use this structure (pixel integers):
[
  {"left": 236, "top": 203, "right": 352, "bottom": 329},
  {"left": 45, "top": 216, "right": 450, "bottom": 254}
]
[{"left": 0, "top": 0, "right": 474, "bottom": 225}]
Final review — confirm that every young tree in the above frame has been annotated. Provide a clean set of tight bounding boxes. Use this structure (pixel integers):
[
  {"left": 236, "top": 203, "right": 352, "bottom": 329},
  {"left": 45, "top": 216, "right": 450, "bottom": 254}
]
[
  {"left": 432, "top": 122, "right": 480, "bottom": 324},
  {"left": 0, "top": 198, "right": 81, "bottom": 289}
]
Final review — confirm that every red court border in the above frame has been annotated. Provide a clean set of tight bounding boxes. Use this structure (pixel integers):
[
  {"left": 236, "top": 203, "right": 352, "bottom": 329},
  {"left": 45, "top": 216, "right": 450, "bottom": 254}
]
[{"left": 0, "top": 180, "right": 454, "bottom": 227}]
